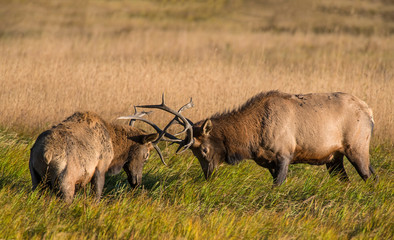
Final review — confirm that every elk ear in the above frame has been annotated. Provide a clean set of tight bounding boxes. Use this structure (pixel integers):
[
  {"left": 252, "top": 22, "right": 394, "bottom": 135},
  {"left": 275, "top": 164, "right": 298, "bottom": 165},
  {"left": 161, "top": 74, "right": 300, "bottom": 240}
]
[
  {"left": 201, "top": 119, "right": 213, "bottom": 135},
  {"left": 142, "top": 133, "right": 159, "bottom": 144}
]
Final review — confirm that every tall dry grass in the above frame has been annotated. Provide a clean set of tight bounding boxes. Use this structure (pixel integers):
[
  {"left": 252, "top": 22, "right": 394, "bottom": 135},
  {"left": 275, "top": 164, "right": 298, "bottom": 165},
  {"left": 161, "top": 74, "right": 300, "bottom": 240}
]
[
  {"left": 1, "top": 31, "right": 393, "bottom": 143},
  {"left": 0, "top": 0, "right": 393, "bottom": 144}
]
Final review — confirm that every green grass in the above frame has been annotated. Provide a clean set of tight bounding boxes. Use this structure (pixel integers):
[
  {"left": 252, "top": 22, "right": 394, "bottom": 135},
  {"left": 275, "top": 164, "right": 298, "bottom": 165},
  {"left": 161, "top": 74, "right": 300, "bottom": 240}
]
[
  {"left": 0, "top": 0, "right": 392, "bottom": 238},
  {"left": 0, "top": 130, "right": 393, "bottom": 239}
]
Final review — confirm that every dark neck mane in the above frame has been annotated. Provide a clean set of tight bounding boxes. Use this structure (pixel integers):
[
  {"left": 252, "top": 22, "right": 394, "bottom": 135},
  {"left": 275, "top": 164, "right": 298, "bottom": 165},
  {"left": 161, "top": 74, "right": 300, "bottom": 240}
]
[{"left": 206, "top": 91, "right": 285, "bottom": 164}]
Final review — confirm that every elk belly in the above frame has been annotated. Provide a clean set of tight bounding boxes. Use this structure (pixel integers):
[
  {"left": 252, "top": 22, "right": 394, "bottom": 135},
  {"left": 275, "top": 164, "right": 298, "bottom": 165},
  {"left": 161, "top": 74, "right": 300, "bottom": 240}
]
[
  {"left": 293, "top": 151, "right": 337, "bottom": 165},
  {"left": 107, "top": 165, "right": 123, "bottom": 175}
]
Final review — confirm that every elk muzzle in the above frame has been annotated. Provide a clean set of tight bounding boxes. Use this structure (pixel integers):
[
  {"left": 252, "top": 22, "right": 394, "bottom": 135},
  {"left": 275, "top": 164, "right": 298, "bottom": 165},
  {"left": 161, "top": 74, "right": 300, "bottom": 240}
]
[
  {"left": 128, "top": 174, "right": 142, "bottom": 188},
  {"left": 198, "top": 158, "right": 216, "bottom": 180}
]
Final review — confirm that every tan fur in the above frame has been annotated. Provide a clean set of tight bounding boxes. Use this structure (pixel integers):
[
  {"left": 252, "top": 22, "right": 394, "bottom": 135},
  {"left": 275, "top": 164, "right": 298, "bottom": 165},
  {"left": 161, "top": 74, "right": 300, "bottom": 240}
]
[
  {"left": 29, "top": 111, "right": 158, "bottom": 203},
  {"left": 191, "top": 91, "right": 376, "bottom": 185}
]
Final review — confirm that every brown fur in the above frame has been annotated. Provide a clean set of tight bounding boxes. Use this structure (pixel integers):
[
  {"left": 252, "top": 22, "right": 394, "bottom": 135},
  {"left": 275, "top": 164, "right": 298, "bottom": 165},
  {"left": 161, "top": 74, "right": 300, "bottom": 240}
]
[
  {"left": 191, "top": 90, "right": 376, "bottom": 185},
  {"left": 29, "top": 111, "right": 158, "bottom": 203}
]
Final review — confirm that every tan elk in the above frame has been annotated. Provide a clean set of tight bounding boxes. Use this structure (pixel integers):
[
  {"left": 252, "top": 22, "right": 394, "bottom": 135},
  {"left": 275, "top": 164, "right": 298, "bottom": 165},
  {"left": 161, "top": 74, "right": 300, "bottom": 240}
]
[
  {"left": 138, "top": 91, "right": 377, "bottom": 186},
  {"left": 29, "top": 110, "right": 175, "bottom": 203}
]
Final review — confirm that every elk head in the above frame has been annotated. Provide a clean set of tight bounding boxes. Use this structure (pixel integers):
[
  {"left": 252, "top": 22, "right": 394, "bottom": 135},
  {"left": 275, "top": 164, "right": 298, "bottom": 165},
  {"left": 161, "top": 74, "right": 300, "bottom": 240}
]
[
  {"left": 136, "top": 95, "right": 223, "bottom": 180},
  {"left": 117, "top": 106, "right": 177, "bottom": 167},
  {"left": 124, "top": 132, "right": 159, "bottom": 188},
  {"left": 189, "top": 119, "right": 226, "bottom": 180}
]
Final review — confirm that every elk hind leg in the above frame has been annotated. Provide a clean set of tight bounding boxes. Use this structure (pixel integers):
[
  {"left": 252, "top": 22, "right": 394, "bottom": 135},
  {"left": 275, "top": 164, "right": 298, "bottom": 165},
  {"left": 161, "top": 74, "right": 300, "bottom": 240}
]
[
  {"left": 59, "top": 173, "right": 76, "bottom": 204},
  {"left": 91, "top": 168, "right": 105, "bottom": 201},
  {"left": 326, "top": 152, "right": 349, "bottom": 181},
  {"left": 30, "top": 166, "right": 42, "bottom": 191}
]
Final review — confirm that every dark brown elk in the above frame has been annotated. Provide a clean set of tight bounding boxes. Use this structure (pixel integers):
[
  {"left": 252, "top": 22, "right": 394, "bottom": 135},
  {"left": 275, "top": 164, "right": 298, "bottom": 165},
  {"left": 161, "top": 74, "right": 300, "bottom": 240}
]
[
  {"left": 139, "top": 91, "right": 377, "bottom": 186},
  {"left": 29, "top": 110, "right": 173, "bottom": 203}
]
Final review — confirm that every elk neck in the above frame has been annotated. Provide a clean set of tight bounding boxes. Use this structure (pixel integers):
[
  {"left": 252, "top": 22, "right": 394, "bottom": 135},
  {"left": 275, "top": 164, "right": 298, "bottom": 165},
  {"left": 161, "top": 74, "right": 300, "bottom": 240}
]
[
  {"left": 210, "top": 115, "right": 260, "bottom": 165},
  {"left": 207, "top": 92, "right": 278, "bottom": 165},
  {"left": 107, "top": 123, "right": 143, "bottom": 160}
]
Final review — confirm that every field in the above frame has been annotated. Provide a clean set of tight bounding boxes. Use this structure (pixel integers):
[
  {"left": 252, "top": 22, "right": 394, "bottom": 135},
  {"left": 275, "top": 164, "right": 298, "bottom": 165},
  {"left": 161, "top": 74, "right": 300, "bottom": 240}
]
[{"left": 0, "top": 0, "right": 393, "bottom": 239}]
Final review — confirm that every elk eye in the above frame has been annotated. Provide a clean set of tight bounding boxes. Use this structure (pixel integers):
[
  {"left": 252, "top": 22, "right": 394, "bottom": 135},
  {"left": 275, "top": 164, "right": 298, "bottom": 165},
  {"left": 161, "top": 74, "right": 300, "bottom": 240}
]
[
  {"left": 201, "top": 147, "right": 209, "bottom": 156},
  {"left": 144, "top": 152, "right": 150, "bottom": 160}
]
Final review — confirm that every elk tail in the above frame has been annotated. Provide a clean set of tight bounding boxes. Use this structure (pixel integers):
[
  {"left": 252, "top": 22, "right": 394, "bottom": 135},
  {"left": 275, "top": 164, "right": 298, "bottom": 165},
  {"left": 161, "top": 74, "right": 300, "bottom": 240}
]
[
  {"left": 368, "top": 106, "right": 374, "bottom": 136},
  {"left": 368, "top": 110, "right": 377, "bottom": 182},
  {"left": 43, "top": 149, "right": 53, "bottom": 165},
  {"left": 370, "top": 114, "right": 374, "bottom": 136}
]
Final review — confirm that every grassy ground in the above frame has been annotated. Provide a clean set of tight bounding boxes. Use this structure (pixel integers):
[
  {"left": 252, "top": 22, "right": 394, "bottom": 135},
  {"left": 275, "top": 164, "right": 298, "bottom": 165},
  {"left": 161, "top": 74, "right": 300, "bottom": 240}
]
[
  {"left": 0, "top": 0, "right": 393, "bottom": 239},
  {"left": 0, "top": 130, "right": 393, "bottom": 239}
]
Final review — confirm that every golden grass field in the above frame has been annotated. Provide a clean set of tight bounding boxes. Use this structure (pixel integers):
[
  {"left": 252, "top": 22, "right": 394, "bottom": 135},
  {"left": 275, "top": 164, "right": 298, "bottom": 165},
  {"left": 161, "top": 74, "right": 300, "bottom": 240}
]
[
  {"left": 1, "top": 0, "right": 393, "bottom": 144},
  {"left": 0, "top": 1, "right": 394, "bottom": 239}
]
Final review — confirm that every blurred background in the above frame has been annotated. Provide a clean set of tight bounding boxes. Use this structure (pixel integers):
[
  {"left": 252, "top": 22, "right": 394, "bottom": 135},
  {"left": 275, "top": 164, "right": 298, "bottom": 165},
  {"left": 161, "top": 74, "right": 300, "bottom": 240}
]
[{"left": 0, "top": 0, "right": 393, "bottom": 143}]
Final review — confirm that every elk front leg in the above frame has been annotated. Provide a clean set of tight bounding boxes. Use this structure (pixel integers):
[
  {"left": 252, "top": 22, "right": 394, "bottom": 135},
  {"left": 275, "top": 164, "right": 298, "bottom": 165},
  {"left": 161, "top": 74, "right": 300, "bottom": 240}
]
[{"left": 273, "top": 155, "right": 291, "bottom": 186}]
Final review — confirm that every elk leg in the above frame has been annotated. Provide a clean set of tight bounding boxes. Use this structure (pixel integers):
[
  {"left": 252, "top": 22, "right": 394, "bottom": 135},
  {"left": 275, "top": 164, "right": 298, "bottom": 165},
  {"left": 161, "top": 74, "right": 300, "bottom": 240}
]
[
  {"left": 46, "top": 165, "right": 59, "bottom": 191},
  {"left": 345, "top": 147, "right": 372, "bottom": 181},
  {"left": 273, "top": 155, "right": 291, "bottom": 186},
  {"left": 123, "top": 166, "right": 133, "bottom": 187},
  {"left": 30, "top": 167, "right": 42, "bottom": 191},
  {"left": 91, "top": 168, "right": 105, "bottom": 200},
  {"left": 268, "top": 167, "right": 278, "bottom": 182},
  {"left": 266, "top": 162, "right": 278, "bottom": 182},
  {"left": 254, "top": 159, "right": 278, "bottom": 182},
  {"left": 326, "top": 152, "right": 349, "bottom": 181},
  {"left": 59, "top": 177, "right": 76, "bottom": 204}
]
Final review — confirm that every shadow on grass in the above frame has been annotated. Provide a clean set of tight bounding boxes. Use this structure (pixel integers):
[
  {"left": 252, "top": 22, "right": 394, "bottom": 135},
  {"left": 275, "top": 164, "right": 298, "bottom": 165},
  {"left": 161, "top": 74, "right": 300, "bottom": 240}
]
[
  {"left": 0, "top": 173, "right": 30, "bottom": 192},
  {"left": 0, "top": 166, "right": 186, "bottom": 203},
  {"left": 101, "top": 170, "right": 173, "bottom": 199},
  {"left": 101, "top": 166, "right": 206, "bottom": 202},
  {"left": 102, "top": 170, "right": 187, "bottom": 193}
]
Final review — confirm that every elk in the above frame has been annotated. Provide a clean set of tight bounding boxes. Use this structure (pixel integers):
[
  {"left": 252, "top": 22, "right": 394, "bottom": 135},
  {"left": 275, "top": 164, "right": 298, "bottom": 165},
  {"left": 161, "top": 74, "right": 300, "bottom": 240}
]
[
  {"left": 138, "top": 91, "right": 377, "bottom": 186},
  {"left": 29, "top": 110, "right": 175, "bottom": 203}
]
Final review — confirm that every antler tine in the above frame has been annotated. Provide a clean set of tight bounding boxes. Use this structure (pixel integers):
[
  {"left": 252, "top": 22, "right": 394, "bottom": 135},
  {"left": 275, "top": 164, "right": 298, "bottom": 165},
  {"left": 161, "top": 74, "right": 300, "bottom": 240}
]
[
  {"left": 178, "top": 97, "right": 194, "bottom": 112},
  {"left": 130, "top": 106, "right": 137, "bottom": 126},
  {"left": 175, "top": 135, "right": 194, "bottom": 154},
  {"left": 136, "top": 95, "right": 193, "bottom": 130},
  {"left": 117, "top": 115, "right": 180, "bottom": 142},
  {"left": 127, "top": 106, "right": 152, "bottom": 127},
  {"left": 136, "top": 94, "right": 194, "bottom": 154},
  {"left": 156, "top": 97, "right": 194, "bottom": 140},
  {"left": 118, "top": 115, "right": 175, "bottom": 166},
  {"left": 117, "top": 104, "right": 191, "bottom": 166},
  {"left": 153, "top": 144, "right": 167, "bottom": 166}
]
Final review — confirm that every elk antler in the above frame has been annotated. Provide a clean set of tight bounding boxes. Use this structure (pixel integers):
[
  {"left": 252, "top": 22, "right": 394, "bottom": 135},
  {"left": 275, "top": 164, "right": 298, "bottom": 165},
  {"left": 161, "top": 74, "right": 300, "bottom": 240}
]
[
  {"left": 117, "top": 107, "right": 181, "bottom": 166},
  {"left": 136, "top": 94, "right": 194, "bottom": 154},
  {"left": 124, "top": 106, "right": 152, "bottom": 127}
]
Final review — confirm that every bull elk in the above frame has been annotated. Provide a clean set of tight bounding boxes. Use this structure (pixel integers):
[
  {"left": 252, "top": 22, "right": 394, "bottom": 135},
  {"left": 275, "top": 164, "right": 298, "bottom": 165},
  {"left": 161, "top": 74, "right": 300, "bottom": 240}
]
[
  {"left": 29, "top": 110, "right": 176, "bottom": 203},
  {"left": 139, "top": 91, "right": 377, "bottom": 186}
]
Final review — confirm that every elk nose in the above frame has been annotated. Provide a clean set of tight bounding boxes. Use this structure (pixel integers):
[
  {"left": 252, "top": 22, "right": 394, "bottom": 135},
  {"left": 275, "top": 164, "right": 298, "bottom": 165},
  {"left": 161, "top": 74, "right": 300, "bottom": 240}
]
[
  {"left": 198, "top": 160, "right": 214, "bottom": 180},
  {"left": 129, "top": 175, "right": 141, "bottom": 188},
  {"left": 204, "top": 170, "right": 213, "bottom": 180}
]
